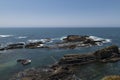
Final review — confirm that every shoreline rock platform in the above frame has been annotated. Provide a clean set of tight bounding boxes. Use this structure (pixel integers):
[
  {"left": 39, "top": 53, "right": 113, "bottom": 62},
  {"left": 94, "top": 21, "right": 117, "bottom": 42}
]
[{"left": 10, "top": 45, "right": 120, "bottom": 80}]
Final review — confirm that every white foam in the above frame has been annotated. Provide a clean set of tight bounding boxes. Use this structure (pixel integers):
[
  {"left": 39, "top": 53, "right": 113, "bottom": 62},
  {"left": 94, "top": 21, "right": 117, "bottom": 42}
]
[
  {"left": 52, "top": 38, "right": 60, "bottom": 40},
  {"left": 89, "top": 36, "right": 111, "bottom": 43},
  {"left": 51, "top": 36, "right": 67, "bottom": 41},
  {"left": 18, "top": 42, "right": 26, "bottom": 45},
  {"left": 40, "top": 39, "right": 51, "bottom": 43},
  {"left": 89, "top": 36, "right": 103, "bottom": 41},
  {"left": 28, "top": 38, "right": 52, "bottom": 43},
  {"left": 0, "top": 35, "right": 13, "bottom": 38},
  {"left": 17, "top": 36, "right": 27, "bottom": 39},
  {"left": 37, "top": 44, "right": 44, "bottom": 47},
  {"left": 27, "top": 39, "right": 41, "bottom": 43},
  {"left": 60, "top": 36, "right": 67, "bottom": 40},
  {"left": 103, "top": 39, "right": 111, "bottom": 43}
]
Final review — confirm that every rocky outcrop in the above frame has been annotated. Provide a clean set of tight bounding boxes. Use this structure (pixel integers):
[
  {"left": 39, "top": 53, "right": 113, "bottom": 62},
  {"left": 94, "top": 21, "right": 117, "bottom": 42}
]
[
  {"left": 6, "top": 43, "right": 25, "bottom": 50},
  {"left": 63, "top": 35, "right": 98, "bottom": 45},
  {"left": 10, "top": 45, "right": 120, "bottom": 80},
  {"left": 58, "top": 54, "right": 96, "bottom": 65},
  {"left": 63, "top": 35, "right": 88, "bottom": 42},
  {"left": 93, "top": 45, "right": 119, "bottom": 59},
  {"left": 0, "top": 35, "right": 111, "bottom": 51},
  {"left": 10, "top": 67, "right": 78, "bottom": 80},
  {"left": 60, "top": 35, "right": 107, "bottom": 48},
  {"left": 0, "top": 48, "right": 5, "bottom": 51},
  {"left": 58, "top": 45, "right": 120, "bottom": 66},
  {"left": 25, "top": 41, "right": 43, "bottom": 49}
]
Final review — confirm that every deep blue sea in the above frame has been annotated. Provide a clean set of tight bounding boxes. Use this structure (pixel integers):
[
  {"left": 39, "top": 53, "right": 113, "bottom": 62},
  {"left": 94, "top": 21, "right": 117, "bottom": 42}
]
[{"left": 0, "top": 27, "right": 120, "bottom": 80}]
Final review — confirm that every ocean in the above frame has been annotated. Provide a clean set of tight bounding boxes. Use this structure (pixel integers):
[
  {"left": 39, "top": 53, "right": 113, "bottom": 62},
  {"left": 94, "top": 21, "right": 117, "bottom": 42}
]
[{"left": 0, "top": 27, "right": 120, "bottom": 80}]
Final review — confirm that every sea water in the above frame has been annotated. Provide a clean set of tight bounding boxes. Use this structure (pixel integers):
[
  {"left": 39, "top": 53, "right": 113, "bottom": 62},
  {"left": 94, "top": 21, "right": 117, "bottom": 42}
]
[{"left": 0, "top": 27, "right": 120, "bottom": 80}]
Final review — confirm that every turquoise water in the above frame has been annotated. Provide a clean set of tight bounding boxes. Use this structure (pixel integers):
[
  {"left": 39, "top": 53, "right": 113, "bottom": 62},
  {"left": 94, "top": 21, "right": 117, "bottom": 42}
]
[{"left": 0, "top": 27, "right": 120, "bottom": 80}]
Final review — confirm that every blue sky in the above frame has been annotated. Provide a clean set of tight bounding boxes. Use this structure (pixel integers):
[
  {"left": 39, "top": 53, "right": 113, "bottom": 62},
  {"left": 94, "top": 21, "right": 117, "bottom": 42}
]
[{"left": 0, "top": 0, "right": 120, "bottom": 27}]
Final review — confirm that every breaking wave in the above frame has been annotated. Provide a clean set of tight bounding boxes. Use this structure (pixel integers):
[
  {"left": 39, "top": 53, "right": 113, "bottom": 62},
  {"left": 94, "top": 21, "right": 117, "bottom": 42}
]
[
  {"left": 0, "top": 35, "right": 13, "bottom": 38},
  {"left": 17, "top": 36, "right": 27, "bottom": 39},
  {"left": 27, "top": 38, "right": 52, "bottom": 43},
  {"left": 27, "top": 39, "right": 41, "bottom": 43},
  {"left": 51, "top": 36, "right": 67, "bottom": 41},
  {"left": 60, "top": 36, "right": 67, "bottom": 40},
  {"left": 89, "top": 36, "right": 111, "bottom": 43}
]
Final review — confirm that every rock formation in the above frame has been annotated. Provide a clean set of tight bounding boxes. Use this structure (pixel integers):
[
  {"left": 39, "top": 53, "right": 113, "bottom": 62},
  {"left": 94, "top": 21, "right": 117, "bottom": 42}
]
[
  {"left": 25, "top": 41, "right": 43, "bottom": 48},
  {"left": 10, "top": 45, "right": 120, "bottom": 80},
  {"left": 58, "top": 45, "right": 120, "bottom": 66},
  {"left": 0, "top": 35, "right": 110, "bottom": 51},
  {"left": 63, "top": 35, "right": 89, "bottom": 42}
]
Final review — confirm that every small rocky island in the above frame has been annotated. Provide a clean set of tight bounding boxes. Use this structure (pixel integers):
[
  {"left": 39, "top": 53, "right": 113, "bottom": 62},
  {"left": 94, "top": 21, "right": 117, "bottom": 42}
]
[
  {"left": 0, "top": 35, "right": 110, "bottom": 51},
  {"left": 10, "top": 45, "right": 120, "bottom": 80}
]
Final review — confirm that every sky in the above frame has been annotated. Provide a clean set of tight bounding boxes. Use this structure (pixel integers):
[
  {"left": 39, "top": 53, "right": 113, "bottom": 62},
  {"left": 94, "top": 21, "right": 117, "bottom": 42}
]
[{"left": 0, "top": 0, "right": 120, "bottom": 27}]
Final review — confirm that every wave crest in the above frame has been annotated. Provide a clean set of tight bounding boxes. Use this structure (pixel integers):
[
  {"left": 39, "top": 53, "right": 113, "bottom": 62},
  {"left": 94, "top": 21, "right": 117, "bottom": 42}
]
[
  {"left": 17, "top": 36, "right": 27, "bottom": 39},
  {"left": 89, "top": 36, "right": 111, "bottom": 43},
  {"left": 0, "top": 35, "right": 13, "bottom": 38}
]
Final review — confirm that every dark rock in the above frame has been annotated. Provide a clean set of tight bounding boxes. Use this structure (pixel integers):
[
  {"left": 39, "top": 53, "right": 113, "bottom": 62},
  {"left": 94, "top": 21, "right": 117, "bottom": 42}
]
[
  {"left": 6, "top": 46, "right": 23, "bottom": 50},
  {"left": 8, "top": 43, "right": 25, "bottom": 46},
  {"left": 93, "top": 45, "right": 119, "bottom": 59},
  {"left": 25, "top": 41, "right": 43, "bottom": 49},
  {"left": 58, "top": 54, "right": 96, "bottom": 65},
  {"left": 48, "top": 71, "right": 71, "bottom": 80},
  {"left": 0, "top": 48, "right": 5, "bottom": 51},
  {"left": 58, "top": 45, "right": 120, "bottom": 65},
  {"left": 17, "top": 59, "right": 31, "bottom": 65},
  {"left": 59, "top": 44, "right": 77, "bottom": 49},
  {"left": 63, "top": 35, "right": 88, "bottom": 42},
  {"left": 6, "top": 43, "right": 25, "bottom": 50},
  {"left": 83, "top": 39, "right": 96, "bottom": 45}
]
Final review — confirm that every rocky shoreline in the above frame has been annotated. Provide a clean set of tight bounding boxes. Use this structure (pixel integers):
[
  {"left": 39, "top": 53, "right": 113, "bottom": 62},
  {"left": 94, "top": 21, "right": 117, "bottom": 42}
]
[
  {"left": 0, "top": 35, "right": 110, "bottom": 51},
  {"left": 10, "top": 45, "right": 120, "bottom": 80}
]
